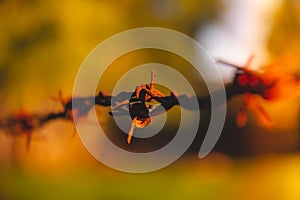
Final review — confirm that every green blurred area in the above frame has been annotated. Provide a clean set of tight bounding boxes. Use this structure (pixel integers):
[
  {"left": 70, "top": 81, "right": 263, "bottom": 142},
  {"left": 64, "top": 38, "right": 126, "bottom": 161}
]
[
  {"left": 0, "top": 0, "right": 221, "bottom": 111},
  {"left": 1, "top": 0, "right": 300, "bottom": 199},
  {"left": 268, "top": 0, "right": 300, "bottom": 60},
  {"left": 1, "top": 154, "right": 300, "bottom": 200}
]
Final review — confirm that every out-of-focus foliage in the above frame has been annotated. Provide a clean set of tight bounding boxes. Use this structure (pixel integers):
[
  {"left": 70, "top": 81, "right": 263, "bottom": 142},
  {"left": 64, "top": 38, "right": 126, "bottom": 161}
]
[
  {"left": 1, "top": 154, "right": 300, "bottom": 200},
  {"left": 268, "top": 0, "right": 300, "bottom": 66},
  {"left": 0, "top": 0, "right": 222, "bottom": 112}
]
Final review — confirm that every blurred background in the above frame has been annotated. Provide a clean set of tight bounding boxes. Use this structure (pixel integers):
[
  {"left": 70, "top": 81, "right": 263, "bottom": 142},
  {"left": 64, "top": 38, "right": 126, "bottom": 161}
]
[{"left": 1, "top": 0, "right": 300, "bottom": 199}]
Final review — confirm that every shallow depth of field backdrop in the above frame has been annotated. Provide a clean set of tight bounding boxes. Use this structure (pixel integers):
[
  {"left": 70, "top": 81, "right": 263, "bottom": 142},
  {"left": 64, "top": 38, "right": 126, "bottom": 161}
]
[{"left": 1, "top": 0, "right": 300, "bottom": 199}]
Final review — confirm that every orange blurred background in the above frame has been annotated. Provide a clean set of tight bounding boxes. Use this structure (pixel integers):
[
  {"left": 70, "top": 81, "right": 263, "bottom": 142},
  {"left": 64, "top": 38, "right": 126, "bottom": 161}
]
[{"left": 1, "top": 0, "right": 300, "bottom": 199}]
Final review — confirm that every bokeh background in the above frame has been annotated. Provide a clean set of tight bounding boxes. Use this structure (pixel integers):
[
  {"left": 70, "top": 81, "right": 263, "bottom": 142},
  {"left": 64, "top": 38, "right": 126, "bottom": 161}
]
[{"left": 1, "top": 0, "right": 300, "bottom": 199}]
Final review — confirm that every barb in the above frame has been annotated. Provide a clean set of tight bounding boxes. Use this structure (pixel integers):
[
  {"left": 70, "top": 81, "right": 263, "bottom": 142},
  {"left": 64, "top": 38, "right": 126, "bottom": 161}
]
[{"left": 216, "top": 56, "right": 300, "bottom": 127}]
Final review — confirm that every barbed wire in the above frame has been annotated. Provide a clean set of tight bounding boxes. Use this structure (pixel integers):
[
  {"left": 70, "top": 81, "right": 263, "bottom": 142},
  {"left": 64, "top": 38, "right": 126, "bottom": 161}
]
[{"left": 1, "top": 58, "right": 300, "bottom": 147}]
